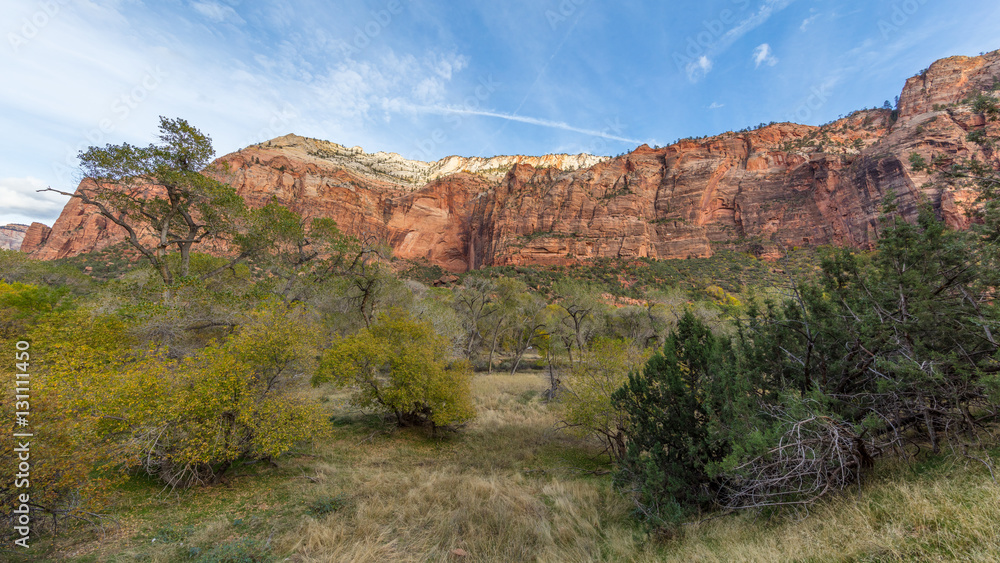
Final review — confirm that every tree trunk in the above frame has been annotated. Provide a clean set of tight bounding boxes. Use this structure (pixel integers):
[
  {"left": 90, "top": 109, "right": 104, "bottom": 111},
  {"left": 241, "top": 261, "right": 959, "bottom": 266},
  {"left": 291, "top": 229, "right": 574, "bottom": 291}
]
[
  {"left": 180, "top": 242, "right": 192, "bottom": 278},
  {"left": 488, "top": 330, "right": 500, "bottom": 374}
]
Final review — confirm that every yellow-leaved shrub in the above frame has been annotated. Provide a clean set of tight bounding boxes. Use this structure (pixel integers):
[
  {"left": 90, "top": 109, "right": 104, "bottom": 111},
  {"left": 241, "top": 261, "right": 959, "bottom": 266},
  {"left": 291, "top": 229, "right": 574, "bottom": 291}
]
[
  {"left": 315, "top": 310, "right": 475, "bottom": 430},
  {"left": 43, "top": 303, "right": 326, "bottom": 489}
]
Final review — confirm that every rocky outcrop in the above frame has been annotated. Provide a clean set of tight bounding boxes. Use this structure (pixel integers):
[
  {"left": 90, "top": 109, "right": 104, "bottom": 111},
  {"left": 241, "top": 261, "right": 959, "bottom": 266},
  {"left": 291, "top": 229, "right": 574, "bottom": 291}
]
[
  {"left": 18, "top": 223, "right": 51, "bottom": 253},
  {"left": 0, "top": 224, "right": 30, "bottom": 251},
  {"left": 22, "top": 50, "right": 1000, "bottom": 271},
  {"left": 20, "top": 181, "right": 130, "bottom": 260},
  {"left": 897, "top": 52, "right": 1000, "bottom": 120}
]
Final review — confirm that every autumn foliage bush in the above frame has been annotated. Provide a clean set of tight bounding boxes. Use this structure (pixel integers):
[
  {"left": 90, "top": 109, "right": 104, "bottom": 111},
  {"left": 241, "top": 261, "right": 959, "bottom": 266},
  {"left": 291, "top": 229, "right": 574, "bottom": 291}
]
[
  {"left": 41, "top": 303, "right": 326, "bottom": 489},
  {"left": 316, "top": 310, "right": 476, "bottom": 430}
]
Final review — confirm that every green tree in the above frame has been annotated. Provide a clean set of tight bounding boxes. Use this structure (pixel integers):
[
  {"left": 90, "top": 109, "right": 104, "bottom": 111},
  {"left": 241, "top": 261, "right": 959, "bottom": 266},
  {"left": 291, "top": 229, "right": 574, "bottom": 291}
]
[
  {"left": 316, "top": 310, "right": 475, "bottom": 431},
  {"left": 43, "top": 117, "right": 251, "bottom": 286},
  {"left": 562, "top": 338, "right": 650, "bottom": 461},
  {"left": 612, "top": 310, "right": 733, "bottom": 527},
  {"left": 821, "top": 205, "right": 994, "bottom": 452}
]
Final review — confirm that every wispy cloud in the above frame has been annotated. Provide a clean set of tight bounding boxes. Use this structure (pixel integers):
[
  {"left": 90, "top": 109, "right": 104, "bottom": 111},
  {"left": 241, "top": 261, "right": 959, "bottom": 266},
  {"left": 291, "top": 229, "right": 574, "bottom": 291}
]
[
  {"left": 191, "top": 1, "right": 245, "bottom": 25},
  {"left": 716, "top": 0, "right": 796, "bottom": 53},
  {"left": 753, "top": 43, "right": 778, "bottom": 68},
  {"left": 416, "top": 106, "right": 646, "bottom": 144},
  {"left": 0, "top": 177, "right": 68, "bottom": 223},
  {"left": 686, "top": 0, "right": 796, "bottom": 81},
  {"left": 708, "top": 102, "right": 724, "bottom": 109},
  {"left": 800, "top": 14, "right": 820, "bottom": 31}
]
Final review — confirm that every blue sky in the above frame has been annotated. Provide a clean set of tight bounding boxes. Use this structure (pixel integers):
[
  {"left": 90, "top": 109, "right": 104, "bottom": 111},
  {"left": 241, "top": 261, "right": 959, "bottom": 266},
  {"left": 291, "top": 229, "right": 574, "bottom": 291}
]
[{"left": 2, "top": 0, "right": 1000, "bottom": 226}]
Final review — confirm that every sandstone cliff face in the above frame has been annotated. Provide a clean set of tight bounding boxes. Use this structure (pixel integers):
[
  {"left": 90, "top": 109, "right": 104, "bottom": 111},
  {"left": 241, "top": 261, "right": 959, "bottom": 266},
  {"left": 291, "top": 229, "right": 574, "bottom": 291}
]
[
  {"left": 898, "top": 52, "right": 1000, "bottom": 120},
  {"left": 21, "top": 50, "right": 1000, "bottom": 272},
  {"left": 22, "top": 181, "right": 130, "bottom": 260},
  {"left": 0, "top": 224, "right": 29, "bottom": 251},
  {"left": 20, "top": 222, "right": 52, "bottom": 254},
  {"left": 244, "top": 134, "right": 607, "bottom": 188}
]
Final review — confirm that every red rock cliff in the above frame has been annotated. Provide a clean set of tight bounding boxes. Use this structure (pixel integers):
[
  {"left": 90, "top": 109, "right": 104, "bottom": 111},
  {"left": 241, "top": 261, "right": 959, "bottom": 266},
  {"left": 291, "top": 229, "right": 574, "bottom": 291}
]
[{"left": 21, "top": 50, "right": 1000, "bottom": 271}]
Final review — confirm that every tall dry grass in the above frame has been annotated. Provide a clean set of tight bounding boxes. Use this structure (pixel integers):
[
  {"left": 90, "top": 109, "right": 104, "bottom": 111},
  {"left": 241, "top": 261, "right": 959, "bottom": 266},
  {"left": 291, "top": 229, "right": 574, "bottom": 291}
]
[
  {"left": 37, "top": 371, "right": 1000, "bottom": 563},
  {"left": 278, "top": 372, "right": 662, "bottom": 562},
  {"left": 661, "top": 457, "right": 1000, "bottom": 562}
]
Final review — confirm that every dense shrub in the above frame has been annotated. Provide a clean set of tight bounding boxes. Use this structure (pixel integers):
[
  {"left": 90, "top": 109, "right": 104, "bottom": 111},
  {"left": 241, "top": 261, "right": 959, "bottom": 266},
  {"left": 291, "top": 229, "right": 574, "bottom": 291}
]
[
  {"left": 612, "top": 311, "right": 736, "bottom": 526},
  {"left": 43, "top": 303, "right": 326, "bottom": 488},
  {"left": 316, "top": 310, "right": 476, "bottom": 430}
]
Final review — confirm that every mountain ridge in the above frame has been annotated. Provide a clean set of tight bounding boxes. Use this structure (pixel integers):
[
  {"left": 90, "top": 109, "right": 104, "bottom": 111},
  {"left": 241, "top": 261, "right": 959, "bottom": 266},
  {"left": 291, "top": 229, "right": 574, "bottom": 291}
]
[{"left": 21, "top": 49, "right": 1000, "bottom": 272}]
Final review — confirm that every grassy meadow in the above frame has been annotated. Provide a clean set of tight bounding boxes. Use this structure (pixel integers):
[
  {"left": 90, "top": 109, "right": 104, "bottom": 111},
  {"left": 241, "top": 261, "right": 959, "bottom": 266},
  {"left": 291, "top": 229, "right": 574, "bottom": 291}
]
[{"left": 12, "top": 368, "right": 1000, "bottom": 563}]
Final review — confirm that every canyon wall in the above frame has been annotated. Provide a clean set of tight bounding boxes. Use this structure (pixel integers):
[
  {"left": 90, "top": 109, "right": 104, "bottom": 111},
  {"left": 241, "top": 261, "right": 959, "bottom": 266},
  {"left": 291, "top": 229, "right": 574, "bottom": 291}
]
[
  {"left": 22, "top": 50, "right": 1000, "bottom": 271},
  {"left": 0, "top": 224, "right": 29, "bottom": 251}
]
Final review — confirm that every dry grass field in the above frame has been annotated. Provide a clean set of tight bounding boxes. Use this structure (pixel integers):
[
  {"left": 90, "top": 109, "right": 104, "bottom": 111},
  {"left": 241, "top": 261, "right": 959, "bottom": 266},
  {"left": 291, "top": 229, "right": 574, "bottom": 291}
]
[{"left": 16, "top": 371, "right": 1000, "bottom": 562}]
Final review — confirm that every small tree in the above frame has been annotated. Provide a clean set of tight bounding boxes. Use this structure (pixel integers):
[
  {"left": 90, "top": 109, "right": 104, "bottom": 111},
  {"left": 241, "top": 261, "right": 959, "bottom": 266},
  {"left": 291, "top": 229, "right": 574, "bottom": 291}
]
[
  {"left": 316, "top": 310, "right": 475, "bottom": 431},
  {"left": 453, "top": 276, "right": 498, "bottom": 359},
  {"left": 612, "top": 310, "right": 733, "bottom": 527},
  {"left": 550, "top": 279, "right": 603, "bottom": 363},
  {"left": 562, "top": 338, "right": 649, "bottom": 461},
  {"left": 482, "top": 277, "right": 530, "bottom": 373}
]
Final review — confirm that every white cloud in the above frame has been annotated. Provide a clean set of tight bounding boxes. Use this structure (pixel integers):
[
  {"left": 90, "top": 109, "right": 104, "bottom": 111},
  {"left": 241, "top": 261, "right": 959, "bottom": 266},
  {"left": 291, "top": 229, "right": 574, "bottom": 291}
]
[
  {"left": 708, "top": 102, "right": 724, "bottom": 109},
  {"left": 686, "top": 56, "right": 714, "bottom": 81},
  {"left": 0, "top": 1, "right": 480, "bottom": 215},
  {"left": 683, "top": 0, "right": 795, "bottom": 82},
  {"left": 191, "top": 2, "right": 245, "bottom": 25},
  {"left": 716, "top": 0, "right": 796, "bottom": 53},
  {"left": 800, "top": 14, "right": 820, "bottom": 31},
  {"left": 0, "top": 177, "right": 69, "bottom": 225},
  {"left": 753, "top": 43, "right": 778, "bottom": 68},
  {"left": 430, "top": 52, "right": 469, "bottom": 80},
  {"left": 413, "top": 77, "right": 445, "bottom": 103}
]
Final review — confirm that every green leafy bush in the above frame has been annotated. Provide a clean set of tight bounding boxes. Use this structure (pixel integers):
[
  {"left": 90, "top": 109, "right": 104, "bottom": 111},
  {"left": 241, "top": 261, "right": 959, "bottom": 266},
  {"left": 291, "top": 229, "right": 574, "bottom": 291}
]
[
  {"left": 316, "top": 310, "right": 476, "bottom": 430},
  {"left": 612, "top": 311, "right": 735, "bottom": 526}
]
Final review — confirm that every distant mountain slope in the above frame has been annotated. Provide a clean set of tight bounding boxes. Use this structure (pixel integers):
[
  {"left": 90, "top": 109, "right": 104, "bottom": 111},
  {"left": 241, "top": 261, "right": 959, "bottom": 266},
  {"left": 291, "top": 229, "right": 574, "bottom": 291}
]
[{"left": 0, "top": 223, "right": 29, "bottom": 251}]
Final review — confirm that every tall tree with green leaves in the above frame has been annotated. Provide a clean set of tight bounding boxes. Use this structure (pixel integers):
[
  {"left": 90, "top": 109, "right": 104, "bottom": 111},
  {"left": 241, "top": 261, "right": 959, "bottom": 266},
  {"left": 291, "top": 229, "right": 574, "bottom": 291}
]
[{"left": 43, "top": 117, "right": 249, "bottom": 286}]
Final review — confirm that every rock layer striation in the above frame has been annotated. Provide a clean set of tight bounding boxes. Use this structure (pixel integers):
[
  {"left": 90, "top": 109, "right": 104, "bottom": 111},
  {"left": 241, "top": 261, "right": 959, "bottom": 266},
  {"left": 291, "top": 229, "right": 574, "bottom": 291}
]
[
  {"left": 21, "top": 50, "right": 1000, "bottom": 271},
  {"left": 0, "top": 224, "right": 29, "bottom": 251}
]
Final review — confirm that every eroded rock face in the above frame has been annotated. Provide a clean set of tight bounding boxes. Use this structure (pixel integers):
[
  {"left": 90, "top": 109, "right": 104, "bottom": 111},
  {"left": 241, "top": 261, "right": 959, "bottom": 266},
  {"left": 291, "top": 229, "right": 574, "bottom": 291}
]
[
  {"left": 21, "top": 50, "right": 1000, "bottom": 272},
  {"left": 0, "top": 224, "right": 30, "bottom": 251},
  {"left": 897, "top": 52, "right": 1000, "bottom": 120},
  {"left": 21, "top": 181, "right": 130, "bottom": 260}
]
